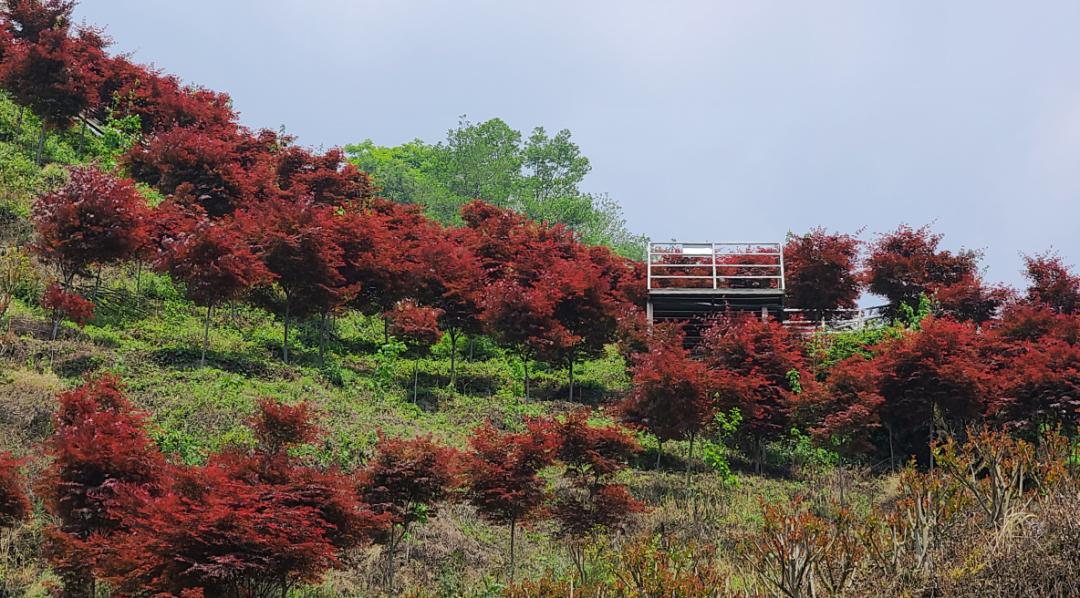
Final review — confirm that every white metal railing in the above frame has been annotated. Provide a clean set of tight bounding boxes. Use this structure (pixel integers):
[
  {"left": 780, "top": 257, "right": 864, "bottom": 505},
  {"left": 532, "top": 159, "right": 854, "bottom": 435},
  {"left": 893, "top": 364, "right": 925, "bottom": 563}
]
[
  {"left": 647, "top": 241, "right": 785, "bottom": 291},
  {"left": 781, "top": 305, "right": 890, "bottom": 334}
]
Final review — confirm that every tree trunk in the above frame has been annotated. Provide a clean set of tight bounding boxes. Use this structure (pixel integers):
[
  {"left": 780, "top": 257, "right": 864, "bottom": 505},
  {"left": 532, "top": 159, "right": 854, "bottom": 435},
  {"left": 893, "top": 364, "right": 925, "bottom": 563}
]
[
  {"left": 15, "top": 105, "right": 23, "bottom": 130},
  {"left": 656, "top": 440, "right": 663, "bottom": 469},
  {"left": 387, "top": 528, "right": 398, "bottom": 593},
  {"left": 412, "top": 359, "right": 419, "bottom": 403},
  {"left": 523, "top": 354, "right": 530, "bottom": 401},
  {"left": 201, "top": 304, "right": 212, "bottom": 368},
  {"left": 35, "top": 124, "right": 45, "bottom": 165},
  {"left": 509, "top": 518, "right": 517, "bottom": 582},
  {"left": 449, "top": 329, "right": 458, "bottom": 391},
  {"left": 135, "top": 260, "right": 143, "bottom": 296},
  {"left": 383, "top": 316, "right": 390, "bottom": 345},
  {"left": 686, "top": 433, "right": 695, "bottom": 489},
  {"left": 318, "top": 312, "right": 327, "bottom": 365},
  {"left": 282, "top": 295, "right": 291, "bottom": 363},
  {"left": 50, "top": 316, "right": 60, "bottom": 341},
  {"left": 567, "top": 358, "right": 574, "bottom": 402}
]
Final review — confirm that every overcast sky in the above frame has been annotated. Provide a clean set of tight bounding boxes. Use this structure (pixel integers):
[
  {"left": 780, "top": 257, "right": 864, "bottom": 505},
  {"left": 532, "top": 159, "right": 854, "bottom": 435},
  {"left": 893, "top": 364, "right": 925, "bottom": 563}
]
[{"left": 74, "top": 1, "right": 1080, "bottom": 290}]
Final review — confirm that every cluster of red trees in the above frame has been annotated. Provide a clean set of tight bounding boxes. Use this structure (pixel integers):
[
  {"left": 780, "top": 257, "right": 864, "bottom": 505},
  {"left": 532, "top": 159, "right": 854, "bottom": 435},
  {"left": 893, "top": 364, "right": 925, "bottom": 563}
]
[
  {"left": 622, "top": 250, "right": 1080, "bottom": 466},
  {"left": 2, "top": 376, "right": 640, "bottom": 596},
  {"left": 4, "top": 3, "right": 644, "bottom": 392},
  {"left": 784, "top": 225, "right": 1010, "bottom": 322}
]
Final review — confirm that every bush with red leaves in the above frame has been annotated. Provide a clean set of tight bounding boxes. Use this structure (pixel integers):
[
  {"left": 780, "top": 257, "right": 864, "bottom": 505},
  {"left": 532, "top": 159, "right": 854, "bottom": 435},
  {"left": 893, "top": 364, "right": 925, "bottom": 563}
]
[
  {"left": 358, "top": 434, "right": 459, "bottom": 590},
  {"left": 32, "top": 166, "right": 150, "bottom": 283},
  {"left": 1023, "top": 252, "right": 1080, "bottom": 315},
  {"left": 783, "top": 228, "right": 862, "bottom": 319},
  {"left": 619, "top": 324, "right": 713, "bottom": 468},
  {"left": 864, "top": 225, "right": 979, "bottom": 313},
  {"left": 875, "top": 318, "right": 993, "bottom": 464},
  {"left": 41, "top": 283, "right": 93, "bottom": 327},
  {"left": 463, "top": 419, "right": 558, "bottom": 579},
  {"left": 701, "top": 314, "right": 810, "bottom": 466},
  {"left": 0, "top": 452, "right": 30, "bottom": 527},
  {"left": 550, "top": 410, "right": 642, "bottom": 555},
  {"left": 39, "top": 375, "right": 167, "bottom": 596}
]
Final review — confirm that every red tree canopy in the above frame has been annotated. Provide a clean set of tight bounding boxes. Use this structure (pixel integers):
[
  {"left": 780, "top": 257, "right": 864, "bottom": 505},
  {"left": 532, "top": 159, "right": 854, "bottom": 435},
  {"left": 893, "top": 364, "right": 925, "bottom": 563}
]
[
  {"left": 358, "top": 433, "right": 459, "bottom": 538},
  {"left": 2, "top": 0, "right": 74, "bottom": 43},
  {"left": 700, "top": 314, "right": 809, "bottom": 444},
  {"left": 619, "top": 324, "right": 713, "bottom": 445},
  {"left": 32, "top": 166, "right": 150, "bottom": 281},
  {"left": 463, "top": 419, "right": 558, "bottom": 528},
  {"left": 864, "top": 225, "right": 979, "bottom": 311},
  {"left": 783, "top": 228, "right": 862, "bottom": 318},
  {"left": 123, "top": 125, "right": 274, "bottom": 218},
  {"left": 1023, "top": 252, "right": 1080, "bottom": 315},
  {"left": 0, "top": 452, "right": 30, "bottom": 527},
  {"left": 875, "top": 318, "right": 993, "bottom": 461},
  {"left": 385, "top": 299, "right": 443, "bottom": 355},
  {"left": 5, "top": 24, "right": 109, "bottom": 129},
  {"left": 244, "top": 197, "right": 357, "bottom": 321},
  {"left": 155, "top": 213, "right": 269, "bottom": 308}
]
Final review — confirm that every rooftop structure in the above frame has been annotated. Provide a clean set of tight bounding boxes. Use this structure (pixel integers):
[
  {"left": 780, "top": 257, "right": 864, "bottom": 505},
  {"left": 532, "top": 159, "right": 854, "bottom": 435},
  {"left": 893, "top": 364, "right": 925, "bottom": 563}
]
[{"left": 646, "top": 241, "right": 786, "bottom": 343}]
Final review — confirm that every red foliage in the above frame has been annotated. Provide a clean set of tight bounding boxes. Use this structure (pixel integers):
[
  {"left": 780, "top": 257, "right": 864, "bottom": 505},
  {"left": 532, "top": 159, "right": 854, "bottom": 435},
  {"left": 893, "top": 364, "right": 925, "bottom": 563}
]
[
  {"left": 39, "top": 375, "right": 166, "bottom": 594},
  {"left": 803, "top": 356, "right": 884, "bottom": 457},
  {"left": 875, "top": 318, "right": 993, "bottom": 462},
  {"left": 462, "top": 201, "right": 625, "bottom": 396},
  {"left": 2, "top": 0, "right": 74, "bottom": 43},
  {"left": 385, "top": 299, "right": 443, "bottom": 355},
  {"left": 124, "top": 125, "right": 275, "bottom": 218},
  {"left": 700, "top": 314, "right": 809, "bottom": 446},
  {"left": 783, "top": 228, "right": 862, "bottom": 317},
  {"left": 4, "top": 24, "right": 109, "bottom": 129},
  {"left": 250, "top": 398, "right": 320, "bottom": 456},
  {"left": 41, "top": 283, "right": 93, "bottom": 326},
  {"left": 0, "top": 452, "right": 30, "bottom": 526},
  {"left": 463, "top": 419, "right": 558, "bottom": 529},
  {"left": 155, "top": 214, "right": 269, "bottom": 308},
  {"left": 94, "top": 398, "right": 385, "bottom": 596},
  {"left": 1023, "top": 252, "right": 1080, "bottom": 315},
  {"left": 33, "top": 165, "right": 150, "bottom": 282},
  {"left": 619, "top": 324, "right": 713, "bottom": 446},
  {"left": 358, "top": 434, "right": 459, "bottom": 539},
  {"left": 94, "top": 56, "right": 235, "bottom": 134},
  {"left": 95, "top": 462, "right": 359, "bottom": 597},
  {"left": 992, "top": 301, "right": 1080, "bottom": 345},
  {"left": 550, "top": 410, "right": 643, "bottom": 541},
  {"left": 275, "top": 146, "right": 373, "bottom": 207},
  {"left": 242, "top": 197, "right": 356, "bottom": 361},
  {"left": 864, "top": 225, "right": 978, "bottom": 310},
  {"left": 933, "top": 273, "right": 1009, "bottom": 324},
  {"left": 989, "top": 338, "right": 1080, "bottom": 434},
  {"left": 554, "top": 409, "right": 640, "bottom": 481}
]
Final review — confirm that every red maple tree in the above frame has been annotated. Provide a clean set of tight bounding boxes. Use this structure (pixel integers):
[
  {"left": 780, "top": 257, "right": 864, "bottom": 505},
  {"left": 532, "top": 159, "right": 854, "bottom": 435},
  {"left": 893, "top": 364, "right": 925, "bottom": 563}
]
[
  {"left": 155, "top": 212, "right": 269, "bottom": 366},
  {"left": 463, "top": 419, "right": 558, "bottom": 580},
  {"left": 619, "top": 324, "right": 713, "bottom": 472},
  {"left": 243, "top": 198, "right": 356, "bottom": 363},
  {"left": 38, "top": 375, "right": 167, "bottom": 596},
  {"left": 783, "top": 228, "right": 862, "bottom": 319},
  {"left": 32, "top": 165, "right": 150, "bottom": 285},
  {"left": 0, "top": 452, "right": 30, "bottom": 527},
  {"left": 358, "top": 433, "right": 460, "bottom": 591},
  {"left": 1023, "top": 252, "right": 1080, "bottom": 315},
  {"left": 864, "top": 225, "right": 979, "bottom": 313},
  {"left": 700, "top": 314, "right": 809, "bottom": 470},
  {"left": 874, "top": 317, "right": 993, "bottom": 464}
]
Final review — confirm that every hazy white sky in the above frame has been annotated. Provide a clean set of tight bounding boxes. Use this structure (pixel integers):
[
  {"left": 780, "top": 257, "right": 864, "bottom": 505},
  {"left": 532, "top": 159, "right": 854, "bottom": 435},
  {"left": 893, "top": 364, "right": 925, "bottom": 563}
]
[{"left": 74, "top": 1, "right": 1080, "bottom": 289}]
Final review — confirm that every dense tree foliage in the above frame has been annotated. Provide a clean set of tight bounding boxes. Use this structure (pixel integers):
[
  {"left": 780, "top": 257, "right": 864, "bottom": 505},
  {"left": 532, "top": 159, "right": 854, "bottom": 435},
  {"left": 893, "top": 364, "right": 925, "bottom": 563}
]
[
  {"left": 346, "top": 118, "right": 645, "bottom": 259},
  {"left": 783, "top": 227, "right": 861, "bottom": 318},
  {"left": 865, "top": 225, "right": 979, "bottom": 313}
]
